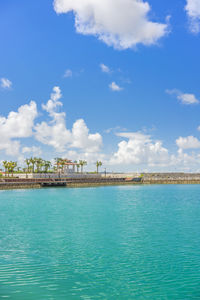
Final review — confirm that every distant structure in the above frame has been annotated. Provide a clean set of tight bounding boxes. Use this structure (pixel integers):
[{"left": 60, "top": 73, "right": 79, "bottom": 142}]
[{"left": 57, "top": 159, "right": 79, "bottom": 174}]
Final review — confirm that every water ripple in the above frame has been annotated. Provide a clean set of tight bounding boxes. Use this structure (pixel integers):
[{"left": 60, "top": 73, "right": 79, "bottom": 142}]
[{"left": 1, "top": 185, "right": 200, "bottom": 299}]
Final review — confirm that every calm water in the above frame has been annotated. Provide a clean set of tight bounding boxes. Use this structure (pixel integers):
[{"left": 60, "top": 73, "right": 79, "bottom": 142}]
[{"left": 0, "top": 185, "right": 200, "bottom": 299}]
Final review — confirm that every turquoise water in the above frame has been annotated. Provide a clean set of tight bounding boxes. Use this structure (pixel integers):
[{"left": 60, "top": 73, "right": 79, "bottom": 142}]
[{"left": 0, "top": 185, "right": 200, "bottom": 299}]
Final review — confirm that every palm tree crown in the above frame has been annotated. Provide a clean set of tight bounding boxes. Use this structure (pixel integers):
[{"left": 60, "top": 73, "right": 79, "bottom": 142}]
[{"left": 96, "top": 161, "right": 102, "bottom": 173}]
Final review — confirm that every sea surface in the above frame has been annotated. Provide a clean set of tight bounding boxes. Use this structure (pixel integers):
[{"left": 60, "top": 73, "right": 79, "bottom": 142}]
[{"left": 0, "top": 185, "right": 200, "bottom": 299}]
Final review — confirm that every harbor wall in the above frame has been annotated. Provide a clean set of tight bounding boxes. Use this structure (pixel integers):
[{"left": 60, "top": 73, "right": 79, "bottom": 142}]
[{"left": 142, "top": 173, "right": 200, "bottom": 183}]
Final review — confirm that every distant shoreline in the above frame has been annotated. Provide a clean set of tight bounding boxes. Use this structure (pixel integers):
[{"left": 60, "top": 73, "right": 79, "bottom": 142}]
[
  {"left": 2, "top": 173, "right": 200, "bottom": 190},
  {"left": 1, "top": 178, "right": 200, "bottom": 191}
]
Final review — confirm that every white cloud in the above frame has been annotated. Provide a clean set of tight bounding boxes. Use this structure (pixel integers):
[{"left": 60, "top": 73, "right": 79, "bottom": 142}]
[
  {"left": 63, "top": 149, "right": 105, "bottom": 166},
  {"left": 176, "top": 136, "right": 200, "bottom": 149},
  {"left": 166, "top": 89, "right": 199, "bottom": 105},
  {"left": 108, "top": 131, "right": 200, "bottom": 172},
  {"left": 171, "top": 148, "right": 200, "bottom": 171},
  {"left": 42, "top": 86, "right": 64, "bottom": 119},
  {"left": 0, "top": 101, "right": 38, "bottom": 156},
  {"left": 64, "top": 69, "right": 73, "bottom": 77},
  {"left": 109, "top": 81, "right": 123, "bottom": 92},
  {"left": 35, "top": 86, "right": 103, "bottom": 153},
  {"left": 34, "top": 118, "right": 71, "bottom": 153},
  {"left": 54, "top": 0, "right": 168, "bottom": 50},
  {"left": 100, "top": 63, "right": 110, "bottom": 73},
  {"left": 0, "top": 78, "right": 12, "bottom": 89},
  {"left": 177, "top": 93, "right": 199, "bottom": 104},
  {"left": 105, "top": 126, "right": 127, "bottom": 134},
  {"left": 109, "top": 132, "right": 169, "bottom": 166},
  {"left": 71, "top": 119, "right": 102, "bottom": 152},
  {"left": 22, "top": 146, "right": 42, "bottom": 156},
  {"left": 185, "top": 0, "right": 200, "bottom": 33}
]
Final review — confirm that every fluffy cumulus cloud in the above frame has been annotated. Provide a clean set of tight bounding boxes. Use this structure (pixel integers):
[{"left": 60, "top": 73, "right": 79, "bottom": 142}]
[
  {"left": 35, "top": 86, "right": 103, "bottom": 154},
  {"left": 3, "top": 85, "right": 200, "bottom": 172},
  {"left": 176, "top": 136, "right": 200, "bottom": 149},
  {"left": 109, "top": 82, "right": 123, "bottom": 91},
  {"left": 0, "top": 101, "right": 38, "bottom": 156},
  {"left": 0, "top": 86, "right": 103, "bottom": 163},
  {"left": 42, "top": 86, "right": 63, "bottom": 118},
  {"left": 71, "top": 119, "right": 102, "bottom": 152},
  {"left": 185, "top": 0, "right": 200, "bottom": 33},
  {"left": 54, "top": 0, "right": 168, "bottom": 49},
  {"left": 166, "top": 89, "right": 199, "bottom": 105},
  {"left": 171, "top": 148, "right": 200, "bottom": 172},
  {"left": 108, "top": 131, "right": 200, "bottom": 172},
  {"left": 109, "top": 132, "right": 169, "bottom": 166},
  {"left": 0, "top": 78, "right": 12, "bottom": 89}
]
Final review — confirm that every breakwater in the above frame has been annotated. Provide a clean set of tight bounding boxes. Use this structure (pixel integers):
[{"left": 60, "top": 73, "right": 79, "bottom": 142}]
[
  {"left": 142, "top": 173, "right": 200, "bottom": 184},
  {"left": 0, "top": 178, "right": 67, "bottom": 190},
  {"left": 0, "top": 177, "right": 138, "bottom": 190},
  {"left": 1, "top": 173, "right": 200, "bottom": 190}
]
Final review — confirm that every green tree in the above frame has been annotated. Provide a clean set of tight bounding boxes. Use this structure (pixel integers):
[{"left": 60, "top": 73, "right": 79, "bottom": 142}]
[
  {"left": 25, "top": 158, "right": 31, "bottom": 173},
  {"left": 7, "top": 161, "right": 17, "bottom": 177},
  {"left": 35, "top": 158, "right": 43, "bottom": 173},
  {"left": 30, "top": 157, "right": 36, "bottom": 173},
  {"left": 96, "top": 161, "right": 102, "bottom": 173},
  {"left": 74, "top": 161, "right": 80, "bottom": 173},
  {"left": 54, "top": 158, "right": 62, "bottom": 172},
  {"left": 59, "top": 159, "right": 65, "bottom": 172},
  {"left": 79, "top": 160, "right": 87, "bottom": 173},
  {"left": 3, "top": 161, "right": 8, "bottom": 177},
  {"left": 44, "top": 161, "right": 51, "bottom": 173}
]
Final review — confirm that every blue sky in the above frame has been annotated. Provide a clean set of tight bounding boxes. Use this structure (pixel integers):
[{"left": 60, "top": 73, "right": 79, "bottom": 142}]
[{"left": 0, "top": 0, "right": 200, "bottom": 172}]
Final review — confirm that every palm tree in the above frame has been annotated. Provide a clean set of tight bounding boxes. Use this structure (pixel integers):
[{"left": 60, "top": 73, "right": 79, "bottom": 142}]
[
  {"left": 30, "top": 157, "right": 36, "bottom": 173},
  {"left": 7, "top": 162, "right": 11, "bottom": 177},
  {"left": 3, "top": 161, "right": 8, "bottom": 177},
  {"left": 54, "top": 158, "right": 62, "bottom": 172},
  {"left": 96, "top": 161, "right": 102, "bottom": 173},
  {"left": 44, "top": 161, "right": 51, "bottom": 173},
  {"left": 5, "top": 161, "right": 17, "bottom": 177},
  {"left": 10, "top": 161, "right": 17, "bottom": 177},
  {"left": 3, "top": 160, "right": 7, "bottom": 173},
  {"left": 74, "top": 161, "right": 80, "bottom": 173},
  {"left": 60, "top": 159, "right": 66, "bottom": 173},
  {"left": 35, "top": 158, "right": 43, "bottom": 173},
  {"left": 79, "top": 160, "right": 87, "bottom": 173},
  {"left": 25, "top": 158, "right": 31, "bottom": 173}
]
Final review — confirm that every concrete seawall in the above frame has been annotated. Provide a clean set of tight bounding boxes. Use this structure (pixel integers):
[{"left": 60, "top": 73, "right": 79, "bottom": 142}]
[
  {"left": 1, "top": 173, "right": 200, "bottom": 190},
  {"left": 142, "top": 180, "right": 200, "bottom": 184},
  {"left": 0, "top": 176, "right": 142, "bottom": 190},
  {"left": 0, "top": 183, "right": 41, "bottom": 190},
  {"left": 141, "top": 173, "right": 200, "bottom": 184}
]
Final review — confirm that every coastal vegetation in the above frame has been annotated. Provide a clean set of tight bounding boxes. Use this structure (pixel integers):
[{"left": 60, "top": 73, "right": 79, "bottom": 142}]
[
  {"left": 96, "top": 161, "right": 102, "bottom": 173},
  {"left": 78, "top": 160, "right": 87, "bottom": 173},
  {"left": 0, "top": 158, "right": 104, "bottom": 177},
  {"left": 3, "top": 161, "right": 17, "bottom": 177}
]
